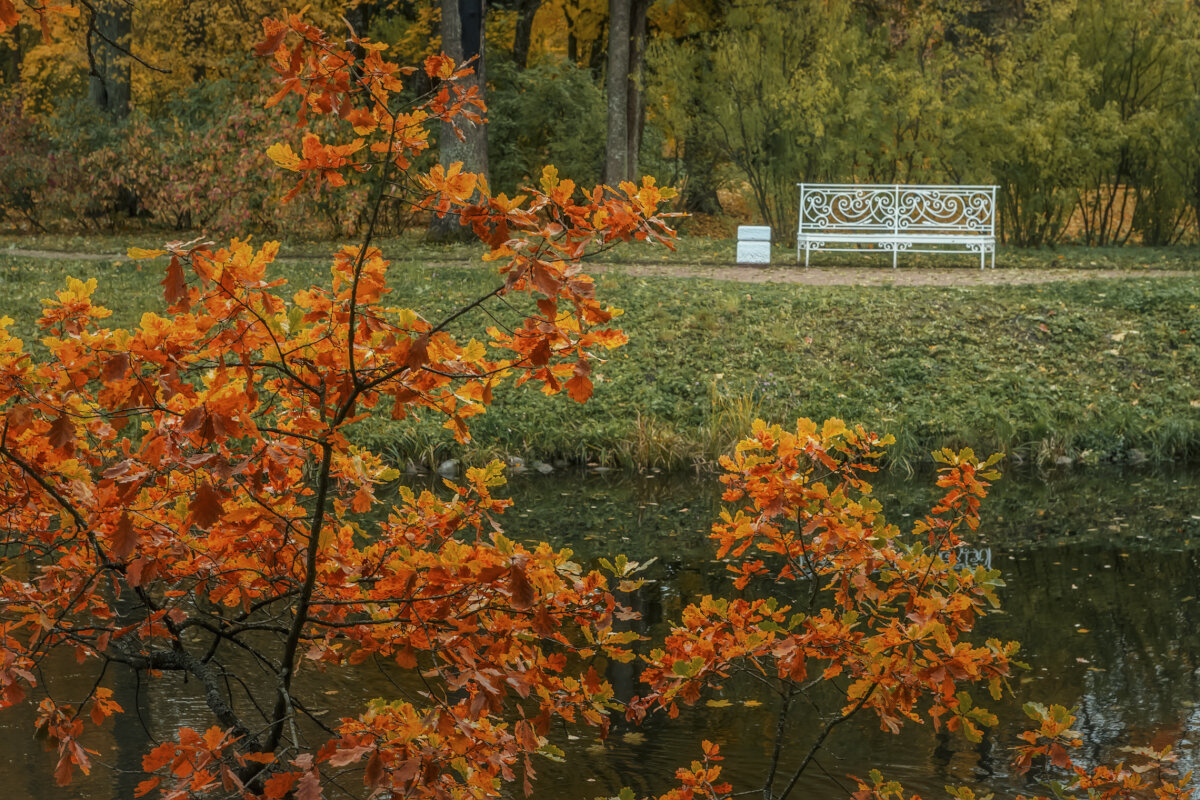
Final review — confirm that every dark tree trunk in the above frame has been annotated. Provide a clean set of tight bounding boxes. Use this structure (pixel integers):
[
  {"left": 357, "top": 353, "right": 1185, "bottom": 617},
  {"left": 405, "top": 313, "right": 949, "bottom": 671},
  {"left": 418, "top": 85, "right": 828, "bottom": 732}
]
[
  {"left": 603, "top": 0, "right": 631, "bottom": 186},
  {"left": 625, "top": 0, "right": 648, "bottom": 178},
  {"left": 0, "top": 27, "right": 20, "bottom": 87},
  {"left": 681, "top": 133, "right": 724, "bottom": 215},
  {"left": 185, "top": 0, "right": 208, "bottom": 82},
  {"left": 512, "top": 0, "right": 542, "bottom": 69},
  {"left": 428, "top": 0, "right": 489, "bottom": 242},
  {"left": 587, "top": 25, "right": 607, "bottom": 76},
  {"left": 87, "top": 0, "right": 132, "bottom": 116}
]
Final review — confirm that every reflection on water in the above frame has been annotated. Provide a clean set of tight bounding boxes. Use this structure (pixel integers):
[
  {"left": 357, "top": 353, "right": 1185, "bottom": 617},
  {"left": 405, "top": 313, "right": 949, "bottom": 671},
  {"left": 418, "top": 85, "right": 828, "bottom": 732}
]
[{"left": 1, "top": 467, "right": 1197, "bottom": 799}]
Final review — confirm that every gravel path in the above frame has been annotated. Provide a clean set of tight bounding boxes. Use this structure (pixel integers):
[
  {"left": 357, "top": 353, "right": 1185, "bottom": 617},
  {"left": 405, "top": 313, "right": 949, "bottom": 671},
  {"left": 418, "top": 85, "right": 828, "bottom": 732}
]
[
  {"left": 595, "top": 263, "right": 1192, "bottom": 286},
  {"left": 5, "top": 248, "right": 1193, "bottom": 286}
]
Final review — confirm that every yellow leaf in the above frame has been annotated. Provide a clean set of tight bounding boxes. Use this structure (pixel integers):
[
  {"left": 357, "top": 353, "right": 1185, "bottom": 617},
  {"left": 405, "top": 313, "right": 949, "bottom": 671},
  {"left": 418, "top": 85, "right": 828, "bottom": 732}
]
[
  {"left": 267, "top": 142, "right": 302, "bottom": 171},
  {"left": 127, "top": 247, "right": 167, "bottom": 260},
  {"left": 821, "top": 417, "right": 847, "bottom": 439},
  {"left": 705, "top": 699, "right": 732, "bottom": 708},
  {"left": 462, "top": 338, "right": 487, "bottom": 362}
]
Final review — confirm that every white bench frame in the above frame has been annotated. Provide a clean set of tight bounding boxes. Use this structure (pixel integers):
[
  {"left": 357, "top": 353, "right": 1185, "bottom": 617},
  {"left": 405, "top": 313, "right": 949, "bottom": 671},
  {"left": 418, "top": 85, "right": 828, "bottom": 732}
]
[{"left": 796, "top": 183, "right": 997, "bottom": 269}]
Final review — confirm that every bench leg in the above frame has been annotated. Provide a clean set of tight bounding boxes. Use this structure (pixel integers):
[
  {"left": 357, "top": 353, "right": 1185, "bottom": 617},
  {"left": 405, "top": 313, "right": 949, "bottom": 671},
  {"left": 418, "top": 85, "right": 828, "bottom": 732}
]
[
  {"left": 892, "top": 247, "right": 897, "bottom": 269},
  {"left": 991, "top": 247, "right": 996, "bottom": 269},
  {"left": 980, "top": 248, "right": 985, "bottom": 270},
  {"left": 804, "top": 245, "right": 810, "bottom": 268}
]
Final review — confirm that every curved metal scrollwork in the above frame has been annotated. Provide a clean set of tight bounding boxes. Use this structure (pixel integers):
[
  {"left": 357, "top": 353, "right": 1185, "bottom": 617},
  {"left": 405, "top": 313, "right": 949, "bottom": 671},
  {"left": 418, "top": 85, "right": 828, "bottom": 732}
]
[
  {"left": 801, "top": 185, "right": 995, "bottom": 234},
  {"left": 896, "top": 189, "right": 993, "bottom": 232},
  {"left": 802, "top": 187, "right": 895, "bottom": 231}
]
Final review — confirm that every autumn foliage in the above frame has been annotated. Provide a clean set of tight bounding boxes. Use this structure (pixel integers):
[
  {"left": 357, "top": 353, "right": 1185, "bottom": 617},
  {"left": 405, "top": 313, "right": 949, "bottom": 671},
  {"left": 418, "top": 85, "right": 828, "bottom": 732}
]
[
  {"left": 0, "top": 6, "right": 1195, "bottom": 800},
  {"left": 0, "top": 10, "right": 676, "bottom": 799},
  {"left": 637, "top": 422, "right": 1193, "bottom": 800}
]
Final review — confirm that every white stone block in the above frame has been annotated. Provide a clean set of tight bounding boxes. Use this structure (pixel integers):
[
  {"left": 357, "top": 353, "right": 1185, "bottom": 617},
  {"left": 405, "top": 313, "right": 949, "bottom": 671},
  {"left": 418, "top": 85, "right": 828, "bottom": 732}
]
[
  {"left": 737, "top": 225, "right": 772, "bottom": 242},
  {"left": 736, "top": 225, "right": 772, "bottom": 264},
  {"left": 736, "top": 241, "right": 771, "bottom": 264}
]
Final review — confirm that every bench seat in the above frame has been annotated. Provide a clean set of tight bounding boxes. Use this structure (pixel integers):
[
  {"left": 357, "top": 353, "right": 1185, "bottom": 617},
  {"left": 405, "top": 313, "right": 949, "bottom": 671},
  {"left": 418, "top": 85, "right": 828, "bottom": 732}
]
[{"left": 797, "top": 184, "right": 998, "bottom": 269}]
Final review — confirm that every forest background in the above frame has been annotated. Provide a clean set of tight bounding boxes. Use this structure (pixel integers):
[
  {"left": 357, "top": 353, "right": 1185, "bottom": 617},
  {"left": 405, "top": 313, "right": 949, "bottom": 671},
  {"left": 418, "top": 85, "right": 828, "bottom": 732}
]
[{"left": 4, "top": 0, "right": 1200, "bottom": 248}]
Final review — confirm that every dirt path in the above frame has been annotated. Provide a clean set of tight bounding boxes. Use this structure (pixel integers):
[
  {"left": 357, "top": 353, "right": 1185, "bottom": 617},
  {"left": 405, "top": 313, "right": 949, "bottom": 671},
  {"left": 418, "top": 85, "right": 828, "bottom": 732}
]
[
  {"left": 604, "top": 263, "right": 1194, "bottom": 286},
  {"left": 5, "top": 248, "right": 131, "bottom": 262},
  {"left": 5, "top": 247, "right": 1193, "bottom": 286}
]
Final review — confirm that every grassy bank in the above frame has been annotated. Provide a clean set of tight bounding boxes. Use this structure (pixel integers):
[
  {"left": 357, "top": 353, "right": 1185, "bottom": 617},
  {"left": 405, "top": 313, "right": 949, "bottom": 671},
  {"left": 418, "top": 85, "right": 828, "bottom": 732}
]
[
  {"left": 5, "top": 231, "right": 1200, "bottom": 271},
  {"left": 2, "top": 242, "right": 1199, "bottom": 470},
  {"left": 350, "top": 267, "right": 1200, "bottom": 470}
]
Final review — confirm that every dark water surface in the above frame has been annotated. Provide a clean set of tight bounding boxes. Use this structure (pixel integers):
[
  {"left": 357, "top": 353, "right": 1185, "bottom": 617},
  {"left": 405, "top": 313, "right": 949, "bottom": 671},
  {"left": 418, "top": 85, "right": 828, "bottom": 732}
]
[{"left": 1, "top": 467, "right": 1197, "bottom": 799}]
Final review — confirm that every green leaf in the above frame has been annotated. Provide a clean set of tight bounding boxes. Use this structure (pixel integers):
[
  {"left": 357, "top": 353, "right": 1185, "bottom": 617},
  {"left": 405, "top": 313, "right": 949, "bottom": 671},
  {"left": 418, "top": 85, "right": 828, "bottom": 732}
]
[{"left": 671, "top": 656, "right": 705, "bottom": 678}]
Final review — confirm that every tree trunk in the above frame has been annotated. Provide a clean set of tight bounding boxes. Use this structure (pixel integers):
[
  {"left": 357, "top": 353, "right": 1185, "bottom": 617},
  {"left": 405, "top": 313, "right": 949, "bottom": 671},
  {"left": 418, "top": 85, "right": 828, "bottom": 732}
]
[
  {"left": 0, "top": 27, "right": 20, "bottom": 87},
  {"left": 512, "top": 0, "right": 542, "bottom": 69},
  {"left": 567, "top": 16, "right": 577, "bottom": 65},
  {"left": 603, "top": 0, "right": 631, "bottom": 186},
  {"left": 87, "top": 0, "right": 132, "bottom": 116},
  {"left": 184, "top": 0, "right": 208, "bottom": 83},
  {"left": 428, "top": 0, "right": 489, "bottom": 242},
  {"left": 681, "top": 125, "right": 724, "bottom": 214},
  {"left": 625, "top": 0, "right": 648, "bottom": 179}
]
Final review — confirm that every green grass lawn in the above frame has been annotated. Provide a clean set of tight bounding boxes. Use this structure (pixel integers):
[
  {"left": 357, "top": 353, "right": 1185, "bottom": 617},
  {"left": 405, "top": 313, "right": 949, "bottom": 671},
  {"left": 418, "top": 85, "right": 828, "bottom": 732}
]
[
  {"left": 4, "top": 230, "right": 1200, "bottom": 271},
  {"left": 2, "top": 242, "right": 1199, "bottom": 471}
]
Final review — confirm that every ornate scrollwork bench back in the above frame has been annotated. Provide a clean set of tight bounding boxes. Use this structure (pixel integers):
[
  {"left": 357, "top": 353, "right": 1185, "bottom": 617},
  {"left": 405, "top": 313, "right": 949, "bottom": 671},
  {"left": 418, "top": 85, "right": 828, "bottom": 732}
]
[{"left": 796, "top": 184, "right": 997, "bottom": 269}]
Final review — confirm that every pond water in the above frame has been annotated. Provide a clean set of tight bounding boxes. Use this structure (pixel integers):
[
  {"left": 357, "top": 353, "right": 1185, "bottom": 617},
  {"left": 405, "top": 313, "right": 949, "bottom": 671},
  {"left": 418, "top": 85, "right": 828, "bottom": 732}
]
[{"left": 0, "top": 467, "right": 1197, "bottom": 799}]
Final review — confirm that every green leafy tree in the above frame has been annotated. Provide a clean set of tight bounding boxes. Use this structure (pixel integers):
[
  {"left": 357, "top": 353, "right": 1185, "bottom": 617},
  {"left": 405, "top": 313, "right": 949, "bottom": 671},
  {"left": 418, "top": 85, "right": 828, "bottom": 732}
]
[{"left": 487, "top": 55, "right": 606, "bottom": 195}]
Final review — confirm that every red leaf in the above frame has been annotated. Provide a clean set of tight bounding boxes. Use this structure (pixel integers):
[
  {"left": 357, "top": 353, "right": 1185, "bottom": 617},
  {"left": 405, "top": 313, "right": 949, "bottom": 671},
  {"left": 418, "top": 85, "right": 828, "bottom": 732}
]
[
  {"left": 180, "top": 405, "right": 205, "bottom": 435},
  {"left": 162, "top": 257, "right": 188, "bottom": 307},
  {"left": 134, "top": 777, "right": 160, "bottom": 797},
  {"left": 295, "top": 770, "right": 322, "bottom": 800},
  {"left": 514, "top": 719, "right": 538, "bottom": 751},
  {"left": 531, "top": 606, "right": 554, "bottom": 637},
  {"left": 327, "top": 746, "right": 369, "bottom": 768},
  {"left": 126, "top": 558, "right": 156, "bottom": 587},
  {"left": 405, "top": 335, "right": 429, "bottom": 369},
  {"left": 254, "top": 24, "right": 287, "bottom": 57},
  {"left": 393, "top": 758, "right": 420, "bottom": 786},
  {"left": 5, "top": 404, "right": 32, "bottom": 431},
  {"left": 100, "top": 353, "right": 130, "bottom": 382},
  {"left": 263, "top": 772, "right": 296, "bottom": 799},
  {"left": 49, "top": 414, "right": 75, "bottom": 452},
  {"left": 189, "top": 481, "right": 223, "bottom": 530},
  {"left": 363, "top": 751, "right": 384, "bottom": 788},
  {"left": 0, "top": 0, "right": 19, "bottom": 29},
  {"left": 530, "top": 263, "right": 560, "bottom": 298},
  {"left": 395, "top": 645, "right": 417, "bottom": 669},
  {"left": 54, "top": 755, "right": 73, "bottom": 786},
  {"left": 529, "top": 338, "right": 551, "bottom": 367},
  {"left": 508, "top": 564, "right": 535, "bottom": 610},
  {"left": 565, "top": 373, "right": 592, "bottom": 403},
  {"left": 111, "top": 511, "right": 137, "bottom": 562}
]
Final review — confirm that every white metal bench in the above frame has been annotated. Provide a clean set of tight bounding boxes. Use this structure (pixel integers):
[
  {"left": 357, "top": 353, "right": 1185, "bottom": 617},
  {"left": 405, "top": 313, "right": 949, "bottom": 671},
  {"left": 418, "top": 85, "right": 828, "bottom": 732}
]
[{"left": 796, "top": 184, "right": 997, "bottom": 269}]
